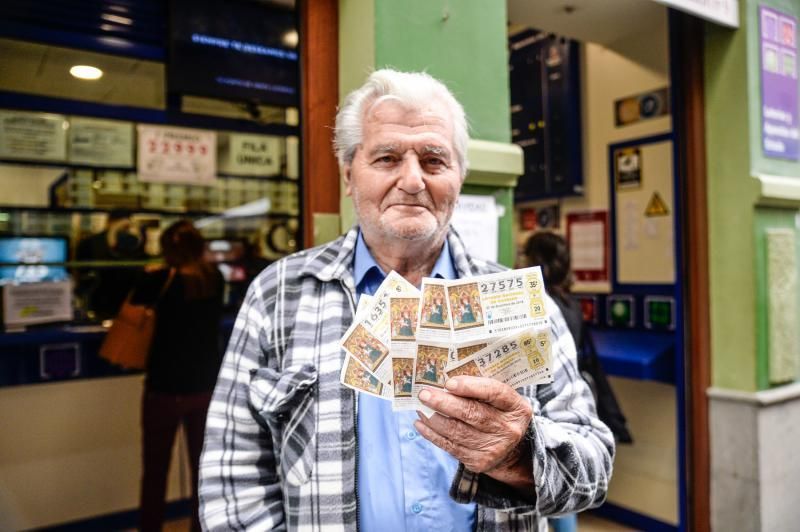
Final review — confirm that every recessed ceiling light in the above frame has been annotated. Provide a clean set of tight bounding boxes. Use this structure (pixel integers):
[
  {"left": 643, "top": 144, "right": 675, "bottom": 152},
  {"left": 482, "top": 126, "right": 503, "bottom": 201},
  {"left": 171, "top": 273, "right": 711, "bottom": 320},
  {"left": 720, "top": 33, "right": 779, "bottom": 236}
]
[
  {"left": 282, "top": 30, "right": 299, "bottom": 48},
  {"left": 69, "top": 65, "right": 103, "bottom": 80}
]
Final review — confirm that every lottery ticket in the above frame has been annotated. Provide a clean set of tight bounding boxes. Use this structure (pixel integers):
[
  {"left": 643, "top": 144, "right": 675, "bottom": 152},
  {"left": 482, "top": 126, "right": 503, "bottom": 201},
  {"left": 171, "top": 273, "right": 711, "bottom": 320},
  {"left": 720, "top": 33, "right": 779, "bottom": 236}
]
[
  {"left": 389, "top": 352, "right": 417, "bottom": 410},
  {"left": 447, "top": 338, "right": 494, "bottom": 369},
  {"left": 416, "top": 278, "right": 453, "bottom": 343},
  {"left": 355, "top": 294, "right": 374, "bottom": 321},
  {"left": 412, "top": 342, "right": 450, "bottom": 397},
  {"left": 360, "top": 271, "right": 418, "bottom": 343},
  {"left": 388, "top": 292, "right": 420, "bottom": 357},
  {"left": 446, "top": 267, "right": 549, "bottom": 342},
  {"left": 444, "top": 326, "right": 554, "bottom": 389},
  {"left": 340, "top": 322, "right": 392, "bottom": 384},
  {"left": 340, "top": 354, "right": 392, "bottom": 400}
]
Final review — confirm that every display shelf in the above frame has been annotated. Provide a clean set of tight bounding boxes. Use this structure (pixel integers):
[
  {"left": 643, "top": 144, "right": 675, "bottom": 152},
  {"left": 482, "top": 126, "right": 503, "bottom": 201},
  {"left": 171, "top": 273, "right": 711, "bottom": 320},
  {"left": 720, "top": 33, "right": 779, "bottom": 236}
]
[
  {"left": 0, "top": 204, "right": 298, "bottom": 219},
  {"left": 589, "top": 328, "right": 675, "bottom": 383}
]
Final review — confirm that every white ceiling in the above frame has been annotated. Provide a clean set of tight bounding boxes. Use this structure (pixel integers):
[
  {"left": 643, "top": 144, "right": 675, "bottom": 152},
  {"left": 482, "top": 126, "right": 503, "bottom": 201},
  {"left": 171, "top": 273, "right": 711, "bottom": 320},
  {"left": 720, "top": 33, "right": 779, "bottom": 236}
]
[{"left": 507, "top": 0, "right": 666, "bottom": 45}]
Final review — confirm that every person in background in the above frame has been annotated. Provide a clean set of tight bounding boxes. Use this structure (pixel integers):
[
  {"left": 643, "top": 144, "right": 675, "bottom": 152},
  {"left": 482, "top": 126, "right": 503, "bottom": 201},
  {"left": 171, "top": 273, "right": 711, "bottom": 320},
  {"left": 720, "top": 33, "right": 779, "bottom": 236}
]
[
  {"left": 524, "top": 231, "right": 581, "bottom": 532},
  {"left": 132, "top": 220, "right": 224, "bottom": 532},
  {"left": 75, "top": 208, "right": 145, "bottom": 320},
  {"left": 524, "top": 232, "right": 583, "bottom": 349}
]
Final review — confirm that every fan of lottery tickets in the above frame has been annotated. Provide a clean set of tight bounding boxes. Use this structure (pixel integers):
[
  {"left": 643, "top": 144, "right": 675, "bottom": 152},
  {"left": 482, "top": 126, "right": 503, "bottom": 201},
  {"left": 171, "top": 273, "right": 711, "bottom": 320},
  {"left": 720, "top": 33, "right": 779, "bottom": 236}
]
[{"left": 339, "top": 267, "right": 554, "bottom": 414}]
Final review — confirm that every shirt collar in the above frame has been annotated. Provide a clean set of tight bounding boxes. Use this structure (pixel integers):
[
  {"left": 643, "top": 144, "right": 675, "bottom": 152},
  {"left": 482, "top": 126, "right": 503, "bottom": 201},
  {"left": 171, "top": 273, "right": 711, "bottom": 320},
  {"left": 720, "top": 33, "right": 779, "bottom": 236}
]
[{"left": 353, "top": 230, "right": 457, "bottom": 296}]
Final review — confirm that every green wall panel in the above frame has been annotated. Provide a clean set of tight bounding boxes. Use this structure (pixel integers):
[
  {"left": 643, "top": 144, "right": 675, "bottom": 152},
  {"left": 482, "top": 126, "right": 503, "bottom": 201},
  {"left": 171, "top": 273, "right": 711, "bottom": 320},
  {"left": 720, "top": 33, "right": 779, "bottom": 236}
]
[
  {"left": 753, "top": 207, "right": 800, "bottom": 389},
  {"left": 706, "top": 5, "right": 760, "bottom": 391},
  {"left": 373, "top": 0, "right": 511, "bottom": 144}
]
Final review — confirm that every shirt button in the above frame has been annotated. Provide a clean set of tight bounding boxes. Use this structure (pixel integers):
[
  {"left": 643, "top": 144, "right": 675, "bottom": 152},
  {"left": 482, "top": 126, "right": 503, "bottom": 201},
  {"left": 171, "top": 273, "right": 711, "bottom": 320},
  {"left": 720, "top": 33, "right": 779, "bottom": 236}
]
[
  {"left": 411, "top": 502, "right": 423, "bottom": 514},
  {"left": 405, "top": 430, "right": 417, "bottom": 440}
]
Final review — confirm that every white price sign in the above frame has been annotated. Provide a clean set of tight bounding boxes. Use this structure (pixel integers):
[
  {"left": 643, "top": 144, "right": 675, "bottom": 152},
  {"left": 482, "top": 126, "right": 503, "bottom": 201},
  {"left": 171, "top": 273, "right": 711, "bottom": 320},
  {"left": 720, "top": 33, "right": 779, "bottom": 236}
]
[
  {"left": 137, "top": 125, "right": 217, "bottom": 185},
  {"left": 218, "top": 133, "right": 282, "bottom": 176},
  {"left": 0, "top": 111, "right": 67, "bottom": 162},
  {"left": 68, "top": 117, "right": 134, "bottom": 167}
]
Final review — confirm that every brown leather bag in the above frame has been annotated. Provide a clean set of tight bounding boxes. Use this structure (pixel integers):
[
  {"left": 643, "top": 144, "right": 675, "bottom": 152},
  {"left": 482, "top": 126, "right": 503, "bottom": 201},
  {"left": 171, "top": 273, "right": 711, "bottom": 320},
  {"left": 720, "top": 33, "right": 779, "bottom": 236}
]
[{"left": 99, "top": 269, "right": 175, "bottom": 370}]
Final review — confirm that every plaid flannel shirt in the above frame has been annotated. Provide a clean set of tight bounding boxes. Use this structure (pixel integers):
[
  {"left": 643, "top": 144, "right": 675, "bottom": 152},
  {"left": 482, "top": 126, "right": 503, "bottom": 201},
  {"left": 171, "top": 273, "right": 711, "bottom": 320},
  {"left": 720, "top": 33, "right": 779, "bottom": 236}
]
[{"left": 199, "top": 226, "right": 614, "bottom": 531}]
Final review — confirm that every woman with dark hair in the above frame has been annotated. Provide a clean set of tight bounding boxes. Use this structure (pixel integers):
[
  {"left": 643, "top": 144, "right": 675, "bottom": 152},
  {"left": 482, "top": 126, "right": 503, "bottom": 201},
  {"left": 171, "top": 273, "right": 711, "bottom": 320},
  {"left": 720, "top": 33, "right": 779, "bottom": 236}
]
[
  {"left": 132, "top": 220, "right": 224, "bottom": 532},
  {"left": 524, "top": 231, "right": 583, "bottom": 348}
]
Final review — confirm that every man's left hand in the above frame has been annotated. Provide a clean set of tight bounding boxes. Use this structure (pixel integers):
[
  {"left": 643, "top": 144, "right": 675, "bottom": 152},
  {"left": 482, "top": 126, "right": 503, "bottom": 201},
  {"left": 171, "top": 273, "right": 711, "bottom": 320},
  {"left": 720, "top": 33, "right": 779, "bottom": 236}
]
[{"left": 414, "top": 376, "right": 533, "bottom": 486}]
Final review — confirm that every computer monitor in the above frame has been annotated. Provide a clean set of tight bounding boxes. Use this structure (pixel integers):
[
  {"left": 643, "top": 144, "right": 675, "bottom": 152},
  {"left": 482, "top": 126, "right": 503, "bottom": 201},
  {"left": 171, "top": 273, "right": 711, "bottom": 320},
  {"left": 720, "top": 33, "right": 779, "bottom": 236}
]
[
  {"left": 0, "top": 236, "right": 69, "bottom": 284},
  {"left": 204, "top": 239, "right": 247, "bottom": 283}
]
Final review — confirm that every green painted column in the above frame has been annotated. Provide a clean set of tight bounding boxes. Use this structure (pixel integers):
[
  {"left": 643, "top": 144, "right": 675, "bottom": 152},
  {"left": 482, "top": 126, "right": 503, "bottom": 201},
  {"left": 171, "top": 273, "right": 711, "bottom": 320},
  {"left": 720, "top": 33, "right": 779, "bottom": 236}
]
[
  {"left": 339, "top": 0, "right": 520, "bottom": 266},
  {"left": 705, "top": 0, "right": 800, "bottom": 391}
]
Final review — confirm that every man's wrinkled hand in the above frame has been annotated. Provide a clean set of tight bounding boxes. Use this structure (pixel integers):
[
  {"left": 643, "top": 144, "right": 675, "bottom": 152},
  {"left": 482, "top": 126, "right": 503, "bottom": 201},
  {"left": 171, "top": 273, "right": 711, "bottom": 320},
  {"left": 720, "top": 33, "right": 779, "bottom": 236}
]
[{"left": 414, "top": 376, "right": 533, "bottom": 478}]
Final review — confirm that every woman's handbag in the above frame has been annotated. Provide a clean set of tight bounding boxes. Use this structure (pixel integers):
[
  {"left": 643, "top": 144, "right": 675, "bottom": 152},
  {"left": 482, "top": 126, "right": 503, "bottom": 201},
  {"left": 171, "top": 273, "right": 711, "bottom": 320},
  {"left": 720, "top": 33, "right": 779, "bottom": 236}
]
[{"left": 98, "top": 269, "right": 175, "bottom": 370}]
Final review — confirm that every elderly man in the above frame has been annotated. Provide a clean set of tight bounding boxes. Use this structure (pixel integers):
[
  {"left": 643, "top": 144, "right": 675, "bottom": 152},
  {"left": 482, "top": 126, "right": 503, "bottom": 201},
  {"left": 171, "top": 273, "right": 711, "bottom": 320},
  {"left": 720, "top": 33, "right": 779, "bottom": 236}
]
[{"left": 199, "top": 69, "right": 614, "bottom": 531}]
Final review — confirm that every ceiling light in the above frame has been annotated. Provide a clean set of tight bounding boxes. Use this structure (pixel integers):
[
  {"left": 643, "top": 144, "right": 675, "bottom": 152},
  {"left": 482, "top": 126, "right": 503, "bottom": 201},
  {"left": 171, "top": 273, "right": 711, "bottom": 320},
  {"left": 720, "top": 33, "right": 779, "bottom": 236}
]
[
  {"left": 282, "top": 30, "right": 299, "bottom": 48},
  {"left": 69, "top": 65, "right": 103, "bottom": 80},
  {"left": 102, "top": 13, "right": 133, "bottom": 25}
]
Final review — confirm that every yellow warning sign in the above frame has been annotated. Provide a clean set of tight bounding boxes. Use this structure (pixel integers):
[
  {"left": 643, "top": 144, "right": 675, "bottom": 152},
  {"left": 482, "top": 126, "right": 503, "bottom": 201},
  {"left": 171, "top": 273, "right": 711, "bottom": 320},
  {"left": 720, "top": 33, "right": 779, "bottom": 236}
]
[{"left": 645, "top": 191, "right": 670, "bottom": 217}]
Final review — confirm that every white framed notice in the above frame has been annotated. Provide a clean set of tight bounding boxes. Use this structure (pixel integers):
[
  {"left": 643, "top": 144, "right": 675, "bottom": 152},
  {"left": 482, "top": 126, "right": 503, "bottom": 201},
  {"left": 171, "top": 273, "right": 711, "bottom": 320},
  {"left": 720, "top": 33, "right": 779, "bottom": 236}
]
[
  {"left": 137, "top": 125, "right": 216, "bottom": 185},
  {"left": 218, "top": 133, "right": 282, "bottom": 176},
  {"left": 0, "top": 110, "right": 68, "bottom": 162},
  {"left": 3, "top": 280, "right": 73, "bottom": 328},
  {"left": 68, "top": 117, "right": 134, "bottom": 167}
]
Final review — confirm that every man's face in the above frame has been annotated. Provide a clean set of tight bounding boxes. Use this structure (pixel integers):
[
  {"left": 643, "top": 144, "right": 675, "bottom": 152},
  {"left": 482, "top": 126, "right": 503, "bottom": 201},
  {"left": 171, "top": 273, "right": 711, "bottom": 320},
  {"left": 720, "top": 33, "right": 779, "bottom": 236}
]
[{"left": 344, "top": 99, "right": 463, "bottom": 243}]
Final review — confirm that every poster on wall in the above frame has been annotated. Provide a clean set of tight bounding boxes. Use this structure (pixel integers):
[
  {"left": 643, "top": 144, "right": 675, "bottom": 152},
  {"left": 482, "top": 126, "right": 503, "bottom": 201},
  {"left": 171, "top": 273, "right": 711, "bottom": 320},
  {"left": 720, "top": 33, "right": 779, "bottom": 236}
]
[
  {"left": 137, "top": 125, "right": 216, "bottom": 185},
  {"left": 68, "top": 117, "right": 134, "bottom": 167},
  {"left": 451, "top": 194, "right": 498, "bottom": 263},
  {"left": 760, "top": 6, "right": 799, "bottom": 161},
  {"left": 615, "top": 147, "right": 642, "bottom": 190},
  {"left": 217, "top": 133, "right": 282, "bottom": 176},
  {"left": 0, "top": 111, "right": 67, "bottom": 162},
  {"left": 566, "top": 211, "right": 609, "bottom": 290}
]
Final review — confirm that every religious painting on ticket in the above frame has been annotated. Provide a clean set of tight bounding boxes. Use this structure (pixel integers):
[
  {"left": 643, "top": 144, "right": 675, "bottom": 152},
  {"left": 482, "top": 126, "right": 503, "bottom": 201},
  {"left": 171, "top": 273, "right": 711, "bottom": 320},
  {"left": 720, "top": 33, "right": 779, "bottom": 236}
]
[
  {"left": 390, "top": 296, "right": 419, "bottom": 342},
  {"left": 447, "top": 282, "right": 484, "bottom": 330},
  {"left": 342, "top": 324, "right": 389, "bottom": 372},
  {"left": 455, "top": 342, "right": 488, "bottom": 362},
  {"left": 342, "top": 356, "right": 383, "bottom": 395},
  {"left": 414, "top": 344, "right": 449, "bottom": 388},
  {"left": 445, "top": 359, "right": 482, "bottom": 380},
  {"left": 419, "top": 283, "right": 450, "bottom": 330},
  {"left": 392, "top": 357, "right": 414, "bottom": 397}
]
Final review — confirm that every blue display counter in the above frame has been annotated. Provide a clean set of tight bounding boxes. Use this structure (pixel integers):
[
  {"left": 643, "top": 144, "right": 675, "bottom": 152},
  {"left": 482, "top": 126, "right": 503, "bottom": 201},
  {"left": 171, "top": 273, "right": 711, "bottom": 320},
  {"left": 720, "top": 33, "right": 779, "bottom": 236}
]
[
  {"left": 590, "top": 328, "right": 675, "bottom": 384},
  {"left": 0, "top": 317, "right": 237, "bottom": 388}
]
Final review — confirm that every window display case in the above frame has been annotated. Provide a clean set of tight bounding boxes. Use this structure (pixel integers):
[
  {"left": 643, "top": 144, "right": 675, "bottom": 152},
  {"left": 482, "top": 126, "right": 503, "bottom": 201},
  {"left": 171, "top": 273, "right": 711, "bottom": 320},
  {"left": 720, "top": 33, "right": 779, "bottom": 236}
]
[{"left": 0, "top": 112, "right": 300, "bottom": 386}]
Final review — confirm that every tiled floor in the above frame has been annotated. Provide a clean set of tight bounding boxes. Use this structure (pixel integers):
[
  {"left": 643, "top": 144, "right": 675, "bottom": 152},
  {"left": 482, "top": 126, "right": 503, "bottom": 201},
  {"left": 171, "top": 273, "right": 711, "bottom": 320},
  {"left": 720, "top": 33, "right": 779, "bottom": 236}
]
[{"left": 162, "top": 513, "right": 637, "bottom": 531}]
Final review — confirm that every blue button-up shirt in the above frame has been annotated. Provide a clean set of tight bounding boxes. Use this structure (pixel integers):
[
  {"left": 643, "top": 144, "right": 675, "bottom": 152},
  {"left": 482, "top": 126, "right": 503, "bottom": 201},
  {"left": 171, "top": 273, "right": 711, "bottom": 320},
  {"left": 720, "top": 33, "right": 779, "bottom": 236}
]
[{"left": 354, "top": 231, "right": 476, "bottom": 531}]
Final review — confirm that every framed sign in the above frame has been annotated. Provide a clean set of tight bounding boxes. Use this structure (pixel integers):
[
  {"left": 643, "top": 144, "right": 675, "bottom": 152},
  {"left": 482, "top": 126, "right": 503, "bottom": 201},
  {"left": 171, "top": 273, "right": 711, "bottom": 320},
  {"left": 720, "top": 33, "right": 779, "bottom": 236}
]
[
  {"left": 567, "top": 211, "right": 609, "bottom": 289},
  {"left": 217, "top": 133, "right": 282, "bottom": 176},
  {"left": 0, "top": 110, "right": 67, "bottom": 162},
  {"left": 137, "top": 125, "right": 217, "bottom": 185},
  {"left": 68, "top": 117, "right": 134, "bottom": 167}
]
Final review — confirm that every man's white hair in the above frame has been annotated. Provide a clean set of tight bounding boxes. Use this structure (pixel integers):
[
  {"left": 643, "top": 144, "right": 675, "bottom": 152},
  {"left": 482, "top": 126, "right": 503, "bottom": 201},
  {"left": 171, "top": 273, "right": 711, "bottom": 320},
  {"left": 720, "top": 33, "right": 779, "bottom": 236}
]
[{"left": 333, "top": 69, "right": 469, "bottom": 176}]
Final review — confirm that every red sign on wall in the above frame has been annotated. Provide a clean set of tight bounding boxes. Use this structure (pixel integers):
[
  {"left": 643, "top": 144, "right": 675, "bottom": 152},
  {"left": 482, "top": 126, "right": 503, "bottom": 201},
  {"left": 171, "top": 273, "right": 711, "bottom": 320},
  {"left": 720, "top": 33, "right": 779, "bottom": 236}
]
[{"left": 566, "top": 211, "right": 609, "bottom": 283}]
